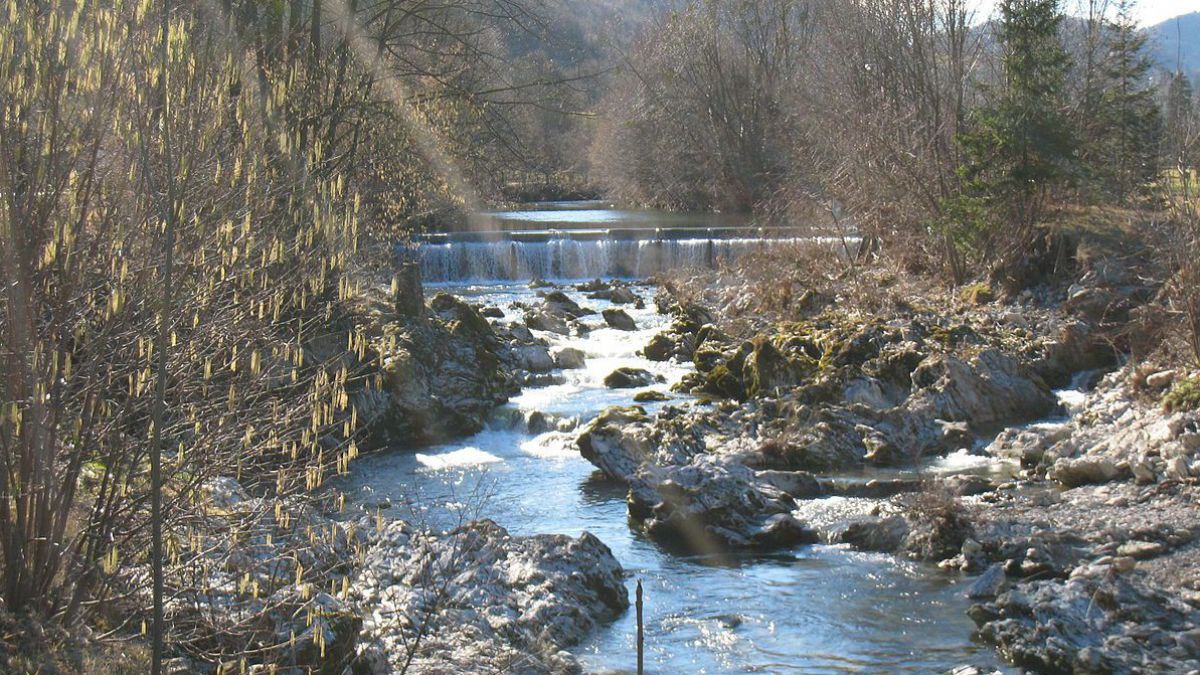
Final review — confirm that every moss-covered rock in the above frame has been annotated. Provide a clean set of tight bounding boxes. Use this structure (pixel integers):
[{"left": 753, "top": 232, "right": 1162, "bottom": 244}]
[
  {"left": 742, "top": 336, "right": 801, "bottom": 398},
  {"left": 692, "top": 345, "right": 728, "bottom": 373},
  {"left": 1164, "top": 376, "right": 1200, "bottom": 413},
  {"left": 359, "top": 297, "right": 516, "bottom": 448},
  {"left": 633, "top": 390, "right": 670, "bottom": 403},
  {"left": 642, "top": 333, "right": 675, "bottom": 361},
  {"left": 703, "top": 364, "right": 745, "bottom": 400}
]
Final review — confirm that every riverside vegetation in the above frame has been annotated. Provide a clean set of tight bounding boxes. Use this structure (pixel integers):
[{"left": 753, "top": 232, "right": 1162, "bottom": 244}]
[{"left": 3, "top": 0, "right": 1200, "bottom": 673}]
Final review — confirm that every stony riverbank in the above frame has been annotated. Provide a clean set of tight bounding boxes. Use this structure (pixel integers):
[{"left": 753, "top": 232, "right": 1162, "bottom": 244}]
[{"left": 571, "top": 246, "right": 1200, "bottom": 673}]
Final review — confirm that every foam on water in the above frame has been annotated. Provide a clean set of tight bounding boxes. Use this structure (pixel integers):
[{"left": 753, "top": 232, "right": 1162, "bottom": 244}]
[
  {"left": 927, "top": 448, "right": 1004, "bottom": 474},
  {"left": 415, "top": 447, "right": 503, "bottom": 470},
  {"left": 519, "top": 431, "right": 579, "bottom": 459}
]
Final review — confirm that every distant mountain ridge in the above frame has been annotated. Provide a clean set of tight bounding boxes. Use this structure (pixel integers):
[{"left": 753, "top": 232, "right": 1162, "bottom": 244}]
[{"left": 1148, "top": 12, "right": 1200, "bottom": 78}]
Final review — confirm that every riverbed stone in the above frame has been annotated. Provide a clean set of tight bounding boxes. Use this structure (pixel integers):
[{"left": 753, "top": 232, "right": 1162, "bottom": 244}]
[
  {"left": 602, "top": 308, "right": 637, "bottom": 331},
  {"left": 541, "top": 290, "right": 589, "bottom": 318},
  {"left": 515, "top": 343, "right": 556, "bottom": 372},
  {"left": 604, "top": 367, "right": 659, "bottom": 389},
  {"left": 609, "top": 286, "right": 639, "bottom": 305},
  {"left": 525, "top": 310, "right": 570, "bottom": 335},
  {"left": 1050, "top": 456, "right": 1123, "bottom": 487},
  {"left": 553, "top": 347, "right": 587, "bottom": 369}
]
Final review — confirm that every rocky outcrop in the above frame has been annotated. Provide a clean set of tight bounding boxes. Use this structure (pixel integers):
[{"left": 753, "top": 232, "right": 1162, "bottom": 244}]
[
  {"left": 358, "top": 292, "right": 518, "bottom": 447},
  {"left": 352, "top": 519, "right": 628, "bottom": 674},
  {"left": 577, "top": 407, "right": 818, "bottom": 550}
]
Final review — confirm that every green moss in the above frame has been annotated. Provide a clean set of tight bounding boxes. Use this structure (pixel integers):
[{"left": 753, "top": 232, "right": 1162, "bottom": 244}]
[
  {"left": 1163, "top": 376, "right": 1200, "bottom": 413},
  {"left": 704, "top": 364, "right": 745, "bottom": 400},
  {"left": 634, "top": 390, "right": 670, "bottom": 403},
  {"left": 959, "top": 282, "right": 994, "bottom": 305},
  {"left": 693, "top": 345, "right": 727, "bottom": 373}
]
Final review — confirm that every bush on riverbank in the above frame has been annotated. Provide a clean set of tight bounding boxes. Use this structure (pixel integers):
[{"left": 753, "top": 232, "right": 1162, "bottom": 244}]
[{"left": 0, "top": 0, "right": 571, "bottom": 669}]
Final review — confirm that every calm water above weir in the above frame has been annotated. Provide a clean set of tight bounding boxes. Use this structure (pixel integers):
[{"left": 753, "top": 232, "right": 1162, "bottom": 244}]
[{"left": 345, "top": 205, "right": 1009, "bottom": 673}]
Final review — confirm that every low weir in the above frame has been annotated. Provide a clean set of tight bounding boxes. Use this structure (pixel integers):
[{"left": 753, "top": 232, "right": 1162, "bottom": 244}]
[{"left": 413, "top": 226, "right": 830, "bottom": 282}]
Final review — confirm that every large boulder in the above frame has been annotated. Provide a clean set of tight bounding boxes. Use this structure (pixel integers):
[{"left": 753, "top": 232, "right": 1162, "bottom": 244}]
[
  {"left": 907, "top": 350, "right": 1057, "bottom": 426},
  {"left": 359, "top": 294, "right": 517, "bottom": 447},
  {"left": 541, "top": 290, "right": 592, "bottom": 319},
  {"left": 609, "top": 286, "right": 639, "bottom": 305},
  {"left": 514, "top": 343, "right": 556, "bottom": 373},
  {"left": 576, "top": 405, "right": 708, "bottom": 482},
  {"left": 353, "top": 520, "right": 628, "bottom": 674},
  {"left": 1049, "top": 456, "right": 1123, "bottom": 487},
  {"left": 643, "top": 333, "right": 676, "bottom": 362},
  {"left": 627, "top": 456, "right": 818, "bottom": 551},
  {"left": 577, "top": 407, "right": 656, "bottom": 482},
  {"left": 553, "top": 347, "right": 587, "bottom": 370}
]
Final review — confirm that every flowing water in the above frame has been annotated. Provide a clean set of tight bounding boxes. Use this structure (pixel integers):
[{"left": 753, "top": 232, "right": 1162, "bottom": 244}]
[
  {"left": 343, "top": 205, "right": 1012, "bottom": 673},
  {"left": 415, "top": 202, "right": 834, "bottom": 283}
]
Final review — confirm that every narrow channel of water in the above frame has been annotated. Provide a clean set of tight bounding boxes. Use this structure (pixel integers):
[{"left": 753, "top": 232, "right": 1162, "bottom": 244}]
[{"left": 339, "top": 275, "right": 1012, "bottom": 673}]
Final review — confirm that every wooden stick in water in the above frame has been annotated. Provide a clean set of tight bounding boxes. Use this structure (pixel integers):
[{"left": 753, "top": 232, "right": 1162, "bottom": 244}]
[{"left": 636, "top": 579, "right": 644, "bottom": 675}]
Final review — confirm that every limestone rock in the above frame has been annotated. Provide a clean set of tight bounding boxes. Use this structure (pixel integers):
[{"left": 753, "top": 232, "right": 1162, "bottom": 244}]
[
  {"left": 1050, "top": 456, "right": 1123, "bottom": 488},
  {"left": 352, "top": 520, "right": 627, "bottom": 674}
]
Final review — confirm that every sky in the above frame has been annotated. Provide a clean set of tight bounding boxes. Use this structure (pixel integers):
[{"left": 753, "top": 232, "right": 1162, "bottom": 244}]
[{"left": 971, "top": 0, "right": 1200, "bottom": 26}]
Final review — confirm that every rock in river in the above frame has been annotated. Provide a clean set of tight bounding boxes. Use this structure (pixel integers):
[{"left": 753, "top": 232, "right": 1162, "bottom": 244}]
[
  {"left": 357, "top": 293, "right": 517, "bottom": 447},
  {"left": 352, "top": 519, "right": 628, "bottom": 674},
  {"left": 602, "top": 307, "right": 637, "bottom": 331},
  {"left": 604, "top": 367, "right": 660, "bottom": 389},
  {"left": 553, "top": 346, "right": 587, "bottom": 369}
]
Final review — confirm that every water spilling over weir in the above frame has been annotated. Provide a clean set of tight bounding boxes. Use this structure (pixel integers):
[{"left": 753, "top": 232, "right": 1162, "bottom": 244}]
[{"left": 414, "top": 226, "right": 834, "bottom": 282}]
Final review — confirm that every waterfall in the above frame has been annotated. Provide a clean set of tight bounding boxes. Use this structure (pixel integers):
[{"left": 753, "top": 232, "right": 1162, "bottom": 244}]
[{"left": 416, "top": 235, "right": 825, "bottom": 283}]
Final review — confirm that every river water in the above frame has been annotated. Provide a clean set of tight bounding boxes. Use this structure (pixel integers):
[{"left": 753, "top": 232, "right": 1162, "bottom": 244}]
[{"left": 342, "top": 205, "right": 1012, "bottom": 673}]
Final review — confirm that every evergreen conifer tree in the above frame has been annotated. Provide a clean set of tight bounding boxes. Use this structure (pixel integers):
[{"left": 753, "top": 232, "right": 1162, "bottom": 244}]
[
  {"left": 955, "top": 0, "right": 1078, "bottom": 237},
  {"left": 1165, "top": 71, "right": 1196, "bottom": 170},
  {"left": 1090, "top": 0, "right": 1162, "bottom": 199}
]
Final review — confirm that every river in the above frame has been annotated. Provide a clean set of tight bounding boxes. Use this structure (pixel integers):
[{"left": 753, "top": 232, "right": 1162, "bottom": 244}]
[{"left": 341, "top": 205, "right": 1012, "bottom": 673}]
